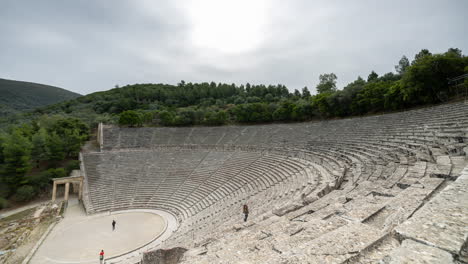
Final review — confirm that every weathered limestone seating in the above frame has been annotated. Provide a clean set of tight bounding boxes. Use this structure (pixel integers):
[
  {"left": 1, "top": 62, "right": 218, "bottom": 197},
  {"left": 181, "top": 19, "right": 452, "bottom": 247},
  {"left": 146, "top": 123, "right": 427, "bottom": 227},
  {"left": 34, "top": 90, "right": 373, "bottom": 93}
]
[
  {"left": 80, "top": 102, "right": 468, "bottom": 263},
  {"left": 102, "top": 102, "right": 468, "bottom": 156},
  {"left": 389, "top": 166, "right": 468, "bottom": 263},
  {"left": 81, "top": 147, "right": 329, "bottom": 222},
  {"left": 174, "top": 167, "right": 468, "bottom": 264}
]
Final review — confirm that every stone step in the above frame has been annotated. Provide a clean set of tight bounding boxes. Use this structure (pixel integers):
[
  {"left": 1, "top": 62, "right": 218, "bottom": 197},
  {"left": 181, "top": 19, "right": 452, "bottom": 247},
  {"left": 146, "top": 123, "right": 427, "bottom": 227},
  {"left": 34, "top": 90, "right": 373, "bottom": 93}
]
[
  {"left": 284, "top": 222, "right": 386, "bottom": 263},
  {"left": 395, "top": 167, "right": 468, "bottom": 260}
]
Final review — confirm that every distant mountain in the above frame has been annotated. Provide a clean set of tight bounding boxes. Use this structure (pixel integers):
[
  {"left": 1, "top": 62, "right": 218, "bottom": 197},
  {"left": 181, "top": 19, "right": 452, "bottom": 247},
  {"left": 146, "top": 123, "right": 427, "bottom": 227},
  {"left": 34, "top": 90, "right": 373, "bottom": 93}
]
[{"left": 0, "top": 78, "right": 81, "bottom": 115}]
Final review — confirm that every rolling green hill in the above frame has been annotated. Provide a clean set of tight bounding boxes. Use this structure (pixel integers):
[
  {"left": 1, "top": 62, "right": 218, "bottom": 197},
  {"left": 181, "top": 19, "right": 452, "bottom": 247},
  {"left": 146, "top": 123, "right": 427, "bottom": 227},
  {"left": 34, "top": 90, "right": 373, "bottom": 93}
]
[
  {"left": 0, "top": 78, "right": 81, "bottom": 116},
  {"left": 0, "top": 47, "right": 466, "bottom": 129}
]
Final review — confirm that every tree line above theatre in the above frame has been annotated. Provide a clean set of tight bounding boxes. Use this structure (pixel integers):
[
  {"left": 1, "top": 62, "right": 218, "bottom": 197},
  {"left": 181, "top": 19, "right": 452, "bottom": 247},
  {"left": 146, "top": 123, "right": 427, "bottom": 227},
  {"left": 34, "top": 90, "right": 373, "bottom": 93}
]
[{"left": 3, "top": 47, "right": 467, "bottom": 128}]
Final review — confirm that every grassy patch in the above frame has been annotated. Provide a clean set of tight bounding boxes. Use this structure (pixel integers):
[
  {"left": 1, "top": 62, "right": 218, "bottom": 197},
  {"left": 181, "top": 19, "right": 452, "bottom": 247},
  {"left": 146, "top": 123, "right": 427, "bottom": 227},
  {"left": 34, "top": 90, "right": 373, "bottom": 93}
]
[{"left": 0, "top": 207, "right": 36, "bottom": 224}]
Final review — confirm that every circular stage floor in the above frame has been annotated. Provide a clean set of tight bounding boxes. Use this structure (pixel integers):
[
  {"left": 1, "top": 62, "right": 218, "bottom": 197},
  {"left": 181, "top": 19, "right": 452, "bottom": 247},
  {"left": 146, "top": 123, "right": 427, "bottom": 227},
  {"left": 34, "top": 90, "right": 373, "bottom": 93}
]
[{"left": 31, "top": 200, "right": 167, "bottom": 264}]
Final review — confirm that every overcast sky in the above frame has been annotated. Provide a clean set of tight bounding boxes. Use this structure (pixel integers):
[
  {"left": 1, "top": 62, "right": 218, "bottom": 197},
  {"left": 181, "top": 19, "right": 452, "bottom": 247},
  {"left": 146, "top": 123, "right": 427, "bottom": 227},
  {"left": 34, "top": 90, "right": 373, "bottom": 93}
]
[{"left": 1, "top": 0, "right": 467, "bottom": 95}]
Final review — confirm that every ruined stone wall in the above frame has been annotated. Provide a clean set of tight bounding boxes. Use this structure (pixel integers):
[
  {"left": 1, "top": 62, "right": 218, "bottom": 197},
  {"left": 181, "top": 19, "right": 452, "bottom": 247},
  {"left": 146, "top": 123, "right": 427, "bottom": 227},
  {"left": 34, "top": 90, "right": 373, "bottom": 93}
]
[{"left": 142, "top": 247, "right": 187, "bottom": 264}]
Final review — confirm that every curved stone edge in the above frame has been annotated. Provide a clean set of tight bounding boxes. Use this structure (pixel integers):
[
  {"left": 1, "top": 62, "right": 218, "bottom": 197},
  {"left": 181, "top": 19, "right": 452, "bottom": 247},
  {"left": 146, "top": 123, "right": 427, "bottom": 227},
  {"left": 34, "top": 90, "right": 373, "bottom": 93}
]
[
  {"left": 22, "top": 220, "right": 59, "bottom": 264},
  {"left": 101, "top": 209, "right": 179, "bottom": 264}
]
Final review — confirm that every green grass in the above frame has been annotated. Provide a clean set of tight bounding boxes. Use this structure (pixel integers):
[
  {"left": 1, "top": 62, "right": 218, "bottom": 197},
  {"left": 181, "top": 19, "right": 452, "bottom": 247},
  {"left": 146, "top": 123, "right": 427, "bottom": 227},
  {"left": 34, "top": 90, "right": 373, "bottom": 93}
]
[{"left": 0, "top": 207, "right": 36, "bottom": 224}]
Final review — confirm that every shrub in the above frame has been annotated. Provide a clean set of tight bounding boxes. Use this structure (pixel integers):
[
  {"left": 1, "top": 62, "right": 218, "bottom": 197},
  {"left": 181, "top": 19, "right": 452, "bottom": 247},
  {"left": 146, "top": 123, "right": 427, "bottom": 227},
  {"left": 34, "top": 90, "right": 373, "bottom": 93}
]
[
  {"left": 29, "top": 168, "right": 68, "bottom": 191},
  {"left": 204, "top": 111, "right": 227, "bottom": 126},
  {"left": 0, "top": 197, "right": 9, "bottom": 209},
  {"left": 50, "top": 168, "right": 67, "bottom": 178},
  {"left": 0, "top": 183, "right": 11, "bottom": 198},
  {"left": 118, "top": 110, "right": 142, "bottom": 127},
  {"left": 14, "top": 185, "right": 36, "bottom": 202},
  {"left": 65, "top": 160, "right": 80, "bottom": 174}
]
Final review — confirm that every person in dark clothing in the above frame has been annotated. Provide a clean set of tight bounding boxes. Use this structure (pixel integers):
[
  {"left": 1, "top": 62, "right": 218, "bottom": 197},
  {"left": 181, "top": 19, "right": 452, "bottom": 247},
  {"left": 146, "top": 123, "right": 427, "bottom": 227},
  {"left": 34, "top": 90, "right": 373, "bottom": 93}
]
[
  {"left": 112, "top": 220, "right": 116, "bottom": 231},
  {"left": 243, "top": 204, "right": 249, "bottom": 222}
]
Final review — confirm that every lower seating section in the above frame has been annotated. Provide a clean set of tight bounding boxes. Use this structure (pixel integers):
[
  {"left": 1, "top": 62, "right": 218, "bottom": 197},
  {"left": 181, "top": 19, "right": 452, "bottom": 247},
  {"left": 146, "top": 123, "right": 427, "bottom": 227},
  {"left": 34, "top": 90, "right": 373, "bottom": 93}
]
[
  {"left": 175, "top": 166, "right": 468, "bottom": 264},
  {"left": 82, "top": 101, "right": 468, "bottom": 263}
]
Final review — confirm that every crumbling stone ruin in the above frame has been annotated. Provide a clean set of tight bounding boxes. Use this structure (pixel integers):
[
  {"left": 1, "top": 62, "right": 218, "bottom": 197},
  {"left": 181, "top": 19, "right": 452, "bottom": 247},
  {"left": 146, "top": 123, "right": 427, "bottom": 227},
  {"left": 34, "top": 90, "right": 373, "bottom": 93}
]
[
  {"left": 142, "top": 247, "right": 187, "bottom": 264},
  {"left": 0, "top": 202, "right": 62, "bottom": 263},
  {"left": 81, "top": 101, "right": 468, "bottom": 263}
]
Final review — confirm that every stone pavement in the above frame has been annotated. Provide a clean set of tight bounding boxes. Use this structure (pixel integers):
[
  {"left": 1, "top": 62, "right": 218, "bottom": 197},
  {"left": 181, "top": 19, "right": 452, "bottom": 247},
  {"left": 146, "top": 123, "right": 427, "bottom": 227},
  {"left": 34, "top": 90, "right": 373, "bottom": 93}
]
[{"left": 30, "top": 199, "right": 167, "bottom": 264}]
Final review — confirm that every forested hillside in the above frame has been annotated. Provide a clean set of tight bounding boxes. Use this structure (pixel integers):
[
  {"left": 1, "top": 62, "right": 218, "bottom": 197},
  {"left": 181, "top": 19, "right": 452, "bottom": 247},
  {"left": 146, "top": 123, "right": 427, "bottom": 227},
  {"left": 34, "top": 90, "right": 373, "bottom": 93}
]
[
  {"left": 0, "top": 78, "right": 81, "bottom": 116},
  {"left": 27, "top": 48, "right": 468, "bottom": 127}
]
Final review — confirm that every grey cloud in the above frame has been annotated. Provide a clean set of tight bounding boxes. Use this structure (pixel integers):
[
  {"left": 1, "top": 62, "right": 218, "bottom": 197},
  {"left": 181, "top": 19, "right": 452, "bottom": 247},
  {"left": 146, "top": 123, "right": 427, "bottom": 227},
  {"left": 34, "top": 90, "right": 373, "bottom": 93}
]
[{"left": 1, "top": 0, "right": 467, "bottom": 95}]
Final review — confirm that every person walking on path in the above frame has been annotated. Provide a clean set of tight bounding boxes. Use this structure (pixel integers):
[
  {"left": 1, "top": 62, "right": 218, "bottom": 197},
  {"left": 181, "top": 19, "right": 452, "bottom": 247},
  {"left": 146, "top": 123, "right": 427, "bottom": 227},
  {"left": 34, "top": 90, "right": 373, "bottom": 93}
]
[
  {"left": 99, "top": 250, "right": 104, "bottom": 263},
  {"left": 112, "top": 219, "right": 116, "bottom": 231},
  {"left": 243, "top": 204, "right": 249, "bottom": 222}
]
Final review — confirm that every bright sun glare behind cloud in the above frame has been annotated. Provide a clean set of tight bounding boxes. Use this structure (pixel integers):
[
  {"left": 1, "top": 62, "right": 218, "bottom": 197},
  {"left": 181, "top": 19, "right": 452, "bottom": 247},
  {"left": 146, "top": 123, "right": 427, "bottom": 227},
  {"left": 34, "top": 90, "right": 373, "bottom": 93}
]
[{"left": 186, "top": 0, "right": 269, "bottom": 54}]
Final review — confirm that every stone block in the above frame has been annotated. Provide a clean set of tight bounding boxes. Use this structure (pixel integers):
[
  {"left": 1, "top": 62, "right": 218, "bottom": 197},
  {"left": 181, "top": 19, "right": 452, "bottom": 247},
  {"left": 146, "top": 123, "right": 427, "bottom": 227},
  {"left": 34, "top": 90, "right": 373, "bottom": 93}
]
[
  {"left": 385, "top": 239, "right": 454, "bottom": 264},
  {"left": 272, "top": 202, "right": 303, "bottom": 217},
  {"left": 286, "top": 222, "right": 385, "bottom": 263},
  {"left": 395, "top": 169, "right": 468, "bottom": 259}
]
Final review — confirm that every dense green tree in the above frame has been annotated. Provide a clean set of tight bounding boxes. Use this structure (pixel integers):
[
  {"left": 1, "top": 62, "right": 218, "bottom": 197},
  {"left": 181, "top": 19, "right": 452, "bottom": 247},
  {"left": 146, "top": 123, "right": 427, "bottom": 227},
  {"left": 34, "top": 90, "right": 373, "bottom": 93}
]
[
  {"left": 0, "top": 133, "right": 6, "bottom": 165},
  {"left": 65, "top": 160, "right": 81, "bottom": 174},
  {"left": 273, "top": 101, "right": 294, "bottom": 121},
  {"left": 46, "top": 132, "right": 66, "bottom": 162},
  {"left": 31, "top": 128, "right": 48, "bottom": 164},
  {"left": 159, "top": 110, "right": 175, "bottom": 126},
  {"left": 465, "top": 66, "right": 468, "bottom": 88},
  {"left": 14, "top": 185, "right": 35, "bottom": 202},
  {"left": 395, "top": 56, "right": 410, "bottom": 75},
  {"left": 0, "top": 197, "right": 8, "bottom": 209},
  {"left": 246, "top": 96, "right": 261, "bottom": 103},
  {"left": 353, "top": 81, "right": 391, "bottom": 114},
  {"left": 413, "top": 49, "right": 431, "bottom": 64},
  {"left": 311, "top": 92, "right": 334, "bottom": 117},
  {"left": 264, "top": 93, "right": 274, "bottom": 102},
  {"left": 367, "top": 71, "right": 379, "bottom": 82},
  {"left": 316, "top": 73, "right": 337, "bottom": 94},
  {"left": 204, "top": 111, "right": 227, "bottom": 125},
  {"left": 302, "top": 87, "right": 311, "bottom": 98},
  {"left": 384, "top": 81, "right": 406, "bottom": 110},
  {"left": 119, "top": 110, "right": 143, "bottom": 127},
  {"left": 291, "top": 100, "right": 314, "bottom": 121},
  {"left": 50, "top": 118, "right": 89, "bottom": 157},
  {"left": 232, "top": 103, "right": 272, "bottom": 123},
  {"left": 400, "top": 51, "right": 467, "bottom": 104},
  {"left": 173, "top": 110, "right": 196, "bottom": 126},
  {"left": 293, "top": 89, "right": 301, "bottom": 97},
  {"left": 378, "top": 72, "right": 401, "bottom": 82},
  {"left": 447, "top": 48, "right": 462, "bottom": 58},
  {"left": 2, "top": 130, "right": 32, "bottom": 190}
]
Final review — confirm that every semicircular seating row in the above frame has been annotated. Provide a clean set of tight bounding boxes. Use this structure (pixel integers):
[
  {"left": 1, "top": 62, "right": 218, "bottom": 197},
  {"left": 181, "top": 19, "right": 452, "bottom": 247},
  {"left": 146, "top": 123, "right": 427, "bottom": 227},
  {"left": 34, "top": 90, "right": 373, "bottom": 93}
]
[
  {"left": 82, "top": 148, "right": 327, "bottom": 218},
  {"left": 82, "top": 102, "right": 468, "bottom": 261}
]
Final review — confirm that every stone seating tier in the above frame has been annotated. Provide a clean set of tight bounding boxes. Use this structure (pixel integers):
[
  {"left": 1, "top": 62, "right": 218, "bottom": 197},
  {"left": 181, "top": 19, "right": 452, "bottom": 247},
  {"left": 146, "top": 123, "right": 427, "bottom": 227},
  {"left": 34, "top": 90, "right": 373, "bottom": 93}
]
[{"left": 82, "top": 102, "right": 468, "bottom": 263}]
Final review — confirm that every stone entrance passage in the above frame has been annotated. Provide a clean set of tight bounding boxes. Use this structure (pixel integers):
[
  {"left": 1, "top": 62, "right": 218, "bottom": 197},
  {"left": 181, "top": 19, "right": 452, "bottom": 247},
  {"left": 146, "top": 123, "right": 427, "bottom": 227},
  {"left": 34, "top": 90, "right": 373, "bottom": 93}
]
[{"left": 51, "top": 174, "right": 84, "bottom": 202}]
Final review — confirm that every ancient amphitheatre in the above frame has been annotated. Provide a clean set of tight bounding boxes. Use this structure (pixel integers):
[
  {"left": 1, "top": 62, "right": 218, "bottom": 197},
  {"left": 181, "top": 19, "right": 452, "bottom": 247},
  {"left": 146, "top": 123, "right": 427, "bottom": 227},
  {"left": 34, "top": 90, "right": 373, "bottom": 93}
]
[{"left": 29, "top": 100, "right": 467, "bottom": 263}]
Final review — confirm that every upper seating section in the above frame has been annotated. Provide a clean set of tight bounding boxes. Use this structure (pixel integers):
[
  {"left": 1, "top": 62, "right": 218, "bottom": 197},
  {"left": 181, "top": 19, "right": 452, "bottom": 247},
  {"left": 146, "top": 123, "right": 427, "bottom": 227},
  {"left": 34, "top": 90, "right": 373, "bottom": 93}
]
[{"left": 101, "top": 102, "right": 468, "bottom": 157}]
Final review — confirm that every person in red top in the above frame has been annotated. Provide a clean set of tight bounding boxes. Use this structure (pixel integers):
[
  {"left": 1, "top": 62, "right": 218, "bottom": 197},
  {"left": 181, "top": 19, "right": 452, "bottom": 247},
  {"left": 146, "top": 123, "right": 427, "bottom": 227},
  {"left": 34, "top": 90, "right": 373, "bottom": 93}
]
[{"left": 99, "top": 250, "right": 104, "bottom": 263}]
